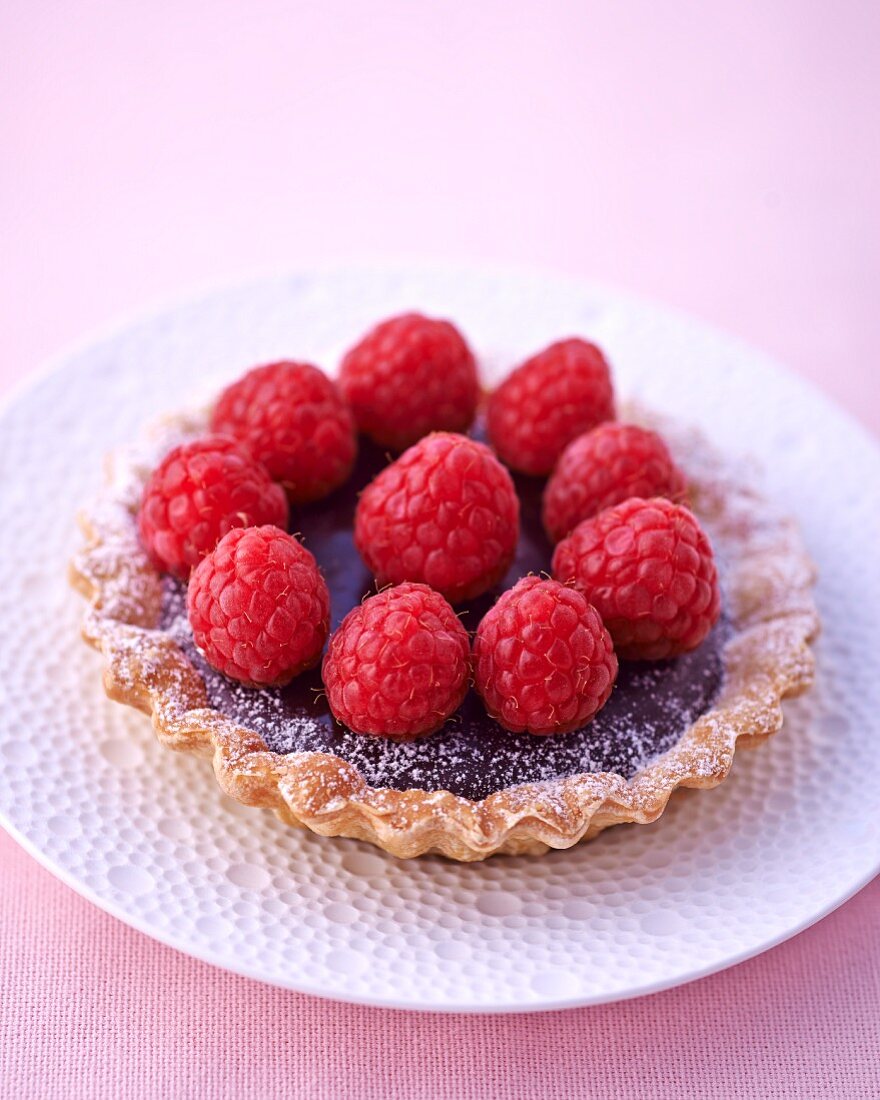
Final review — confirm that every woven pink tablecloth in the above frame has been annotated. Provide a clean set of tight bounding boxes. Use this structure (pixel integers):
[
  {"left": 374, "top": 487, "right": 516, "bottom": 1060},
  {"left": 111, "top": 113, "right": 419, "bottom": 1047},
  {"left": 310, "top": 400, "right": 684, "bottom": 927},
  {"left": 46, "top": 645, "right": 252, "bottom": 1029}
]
[{"left": 2, "top": 3, "right": 878, "bottom": 1097}]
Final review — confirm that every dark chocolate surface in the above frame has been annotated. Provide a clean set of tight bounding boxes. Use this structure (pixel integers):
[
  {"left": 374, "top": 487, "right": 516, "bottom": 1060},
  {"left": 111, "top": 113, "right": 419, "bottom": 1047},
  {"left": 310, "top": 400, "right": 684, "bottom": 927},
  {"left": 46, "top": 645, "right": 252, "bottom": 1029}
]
[{"left": 162, "top": 433, "right": 725, "bottom": 800}]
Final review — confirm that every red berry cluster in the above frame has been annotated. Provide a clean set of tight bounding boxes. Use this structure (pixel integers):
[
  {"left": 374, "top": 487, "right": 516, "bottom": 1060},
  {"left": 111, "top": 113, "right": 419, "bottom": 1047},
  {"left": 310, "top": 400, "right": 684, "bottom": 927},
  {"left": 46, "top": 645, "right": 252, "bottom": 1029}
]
[
  {"left": 551, "top": 497, "right": 720, "bottom": 661},
  {"left": 543, "top": 422, "right": 687, "bottom": 543},
  {"left": 339, "top": 312, "right": 479, "bottom": 451},
  {"left": 211, "top": 361, "right": 356, "bottom": 504},
  {"left": 323, "top": 582, "right": 471, "bottom": 740},
  {"left": 354, "top": 432, "right": 519, "bottom": 604},
  {"left": 487, "top": 338, "right": 615, "bottom": 475},
  {"left": 187, "top": 525, "right": 330, "bottom": 687},
  {"left": 138, "top": 435, "right": 288, "bottom": 578},
  {"left": 137, "top": 312, "right": 721, "bottom": 742},
  {"left": 473, "top": 576, "right": 617, "bottom": 735}
]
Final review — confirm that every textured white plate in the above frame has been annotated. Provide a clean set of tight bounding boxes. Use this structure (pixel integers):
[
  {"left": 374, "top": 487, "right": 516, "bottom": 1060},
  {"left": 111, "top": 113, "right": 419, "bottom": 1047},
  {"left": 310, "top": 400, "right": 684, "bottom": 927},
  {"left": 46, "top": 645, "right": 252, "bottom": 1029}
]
[{"left": 0, "top": 265, "right": 878, "bottom": 1012}]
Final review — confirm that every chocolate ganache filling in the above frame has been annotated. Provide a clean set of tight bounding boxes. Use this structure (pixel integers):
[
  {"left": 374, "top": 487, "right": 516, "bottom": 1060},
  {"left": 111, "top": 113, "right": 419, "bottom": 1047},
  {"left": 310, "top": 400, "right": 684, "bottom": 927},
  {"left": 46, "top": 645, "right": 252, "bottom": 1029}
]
[{"left": 161, "top": 430, "right": 726, "bottom": 801}]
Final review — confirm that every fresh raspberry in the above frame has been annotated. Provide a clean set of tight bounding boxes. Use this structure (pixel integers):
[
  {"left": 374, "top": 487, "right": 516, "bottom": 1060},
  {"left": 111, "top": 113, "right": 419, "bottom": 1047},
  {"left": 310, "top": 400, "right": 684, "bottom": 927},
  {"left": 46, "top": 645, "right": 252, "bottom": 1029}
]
[
  {"left": 322, "top": 583, "right": 471, "bottom": 740},
  {"left": 211, "top": 361, "right": 357, "bottom": 503},
  {"left": 473, "top": 576, "right": 617, "bottom": 735},
  {"left": 486, "top": 338, "right": 615, "bottom": 475},
  {"left": 187, "top": 525, "right": 329, "bottom": 687},
  {"left": 338, "top": 313, "right": 479, "bottom": 450},
  {"left": 543, "top": 422, "right": 687, "bottom": 542},
  {"left": 552, "top": 498, "right": 721, "bottom": 660},
  {"left": 354, "top": 433, "right": 519, "bottom": 604},
  {"left": 137, "top": 435, "right": 288, "bottom": 579}
]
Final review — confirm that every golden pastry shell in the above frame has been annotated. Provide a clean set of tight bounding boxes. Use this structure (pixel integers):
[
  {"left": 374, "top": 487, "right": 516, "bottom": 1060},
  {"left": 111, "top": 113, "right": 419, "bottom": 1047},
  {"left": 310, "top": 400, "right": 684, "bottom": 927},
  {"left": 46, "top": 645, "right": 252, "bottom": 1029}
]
[{"left": 70, "top": 406, "right": 819, "bottom": 861}]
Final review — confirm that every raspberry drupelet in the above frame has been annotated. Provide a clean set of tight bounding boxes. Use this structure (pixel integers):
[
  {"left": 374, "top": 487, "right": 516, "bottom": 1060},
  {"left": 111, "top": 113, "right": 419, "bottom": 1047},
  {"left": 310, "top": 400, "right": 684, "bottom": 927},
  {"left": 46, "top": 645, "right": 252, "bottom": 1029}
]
[
  {"left": 322, "top": 583, "right": 471, "bottom": 740},
  {"left": 542, "top": 422, "right": 687, "bottom": 543},
  {"left": 137, "top": 434, "right": 288, "bottom": 579},
  {"left": 211, "top": 361, "right": 357, "bottom": 504},
  {"left": 187, "top": 525, "right": 330, "bottom": 687},
  {"left": 552, "top": 498, "right": 721, "bottom": 660},
  {"left": 354, "top": 432, "right": 520, "bottom": 604},
  {"left": 486, "top": 338, "right": 615, "bottom": 476},
  {"left": 338, "top": 312, "right": 479, "bottom": 451},
  {"left": 473, "top": 576, "right": 618, "bottom": 735}
]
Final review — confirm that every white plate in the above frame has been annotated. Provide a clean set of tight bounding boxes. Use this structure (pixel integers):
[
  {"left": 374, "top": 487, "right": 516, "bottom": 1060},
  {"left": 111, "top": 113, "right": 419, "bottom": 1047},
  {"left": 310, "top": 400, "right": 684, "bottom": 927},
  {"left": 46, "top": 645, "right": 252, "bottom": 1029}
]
[{"left": 0, "top": 264, "right": 878, "bottom": 1012}]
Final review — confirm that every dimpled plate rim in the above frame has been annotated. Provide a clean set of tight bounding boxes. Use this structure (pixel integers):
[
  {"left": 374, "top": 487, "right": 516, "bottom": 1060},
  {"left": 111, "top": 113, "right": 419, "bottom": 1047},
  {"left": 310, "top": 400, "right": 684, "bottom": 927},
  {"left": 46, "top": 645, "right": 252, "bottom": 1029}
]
[{"left": 0, "top": 262, "right": 878, "bottom": 1012}]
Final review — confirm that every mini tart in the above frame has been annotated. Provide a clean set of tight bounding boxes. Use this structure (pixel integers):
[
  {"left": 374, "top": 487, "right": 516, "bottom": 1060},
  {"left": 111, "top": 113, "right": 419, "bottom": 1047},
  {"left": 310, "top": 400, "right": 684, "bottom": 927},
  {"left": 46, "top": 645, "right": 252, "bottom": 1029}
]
[{"left": 70, "top": 406, "right": 819, "bottom": 861}]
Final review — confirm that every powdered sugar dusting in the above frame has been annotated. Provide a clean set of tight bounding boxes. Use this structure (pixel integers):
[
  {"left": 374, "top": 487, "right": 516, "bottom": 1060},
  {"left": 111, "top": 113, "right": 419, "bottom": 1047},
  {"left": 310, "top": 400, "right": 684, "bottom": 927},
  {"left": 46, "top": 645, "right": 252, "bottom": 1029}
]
[{"left": 160, "top": 574, "right": 727, "bottom": 801}]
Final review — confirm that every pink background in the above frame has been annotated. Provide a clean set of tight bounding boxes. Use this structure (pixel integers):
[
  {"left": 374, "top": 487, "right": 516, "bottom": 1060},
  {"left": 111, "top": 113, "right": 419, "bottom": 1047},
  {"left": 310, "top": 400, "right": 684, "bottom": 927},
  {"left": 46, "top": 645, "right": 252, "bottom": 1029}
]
[{"left": 1, "top": 2, "right": 878, "bottom": 1097}]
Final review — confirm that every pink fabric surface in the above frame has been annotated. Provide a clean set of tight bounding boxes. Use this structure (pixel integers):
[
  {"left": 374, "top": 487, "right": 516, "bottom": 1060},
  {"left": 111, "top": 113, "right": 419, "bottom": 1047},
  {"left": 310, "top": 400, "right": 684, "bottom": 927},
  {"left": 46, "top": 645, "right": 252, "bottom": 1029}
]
[
  {"left": 1, "top": 833, "right": 878, "bottom": 1099},
  {"left": 1, "top": 2, "right": 878, "bottom": 1097}
]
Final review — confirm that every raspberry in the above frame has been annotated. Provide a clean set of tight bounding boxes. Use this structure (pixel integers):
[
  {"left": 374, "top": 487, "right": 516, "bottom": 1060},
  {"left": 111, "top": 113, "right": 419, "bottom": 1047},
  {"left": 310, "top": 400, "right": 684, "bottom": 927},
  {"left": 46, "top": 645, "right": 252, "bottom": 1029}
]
[
  {"left": 339, "top": 313, "right": 479, "bottom": 450},
  {"left": 543, "top": 422, "right": 687, "bottom": 542},
  {"left": 552, "top": 498, "right": 720, "bottom": 660},
  {"left": 354, "top": 433, "right": 519, "bottom": 604},
  {"left": 486, "top": 338, "right": 615, "bottom": 475},
  {"left": 137, "top": 435, "right": 288, "bottom": 578},
  {"left": 211, "top": 361, "right": 356, "bottom": 503},
  {"left": 322, "top": 583, "right": 471, "bottom": 740},
  {"left": 187, "top": 525, "right": 329, "bottom": 687},
  {"left": 473, "top": 576, "right": 617, "bottom": 735}
]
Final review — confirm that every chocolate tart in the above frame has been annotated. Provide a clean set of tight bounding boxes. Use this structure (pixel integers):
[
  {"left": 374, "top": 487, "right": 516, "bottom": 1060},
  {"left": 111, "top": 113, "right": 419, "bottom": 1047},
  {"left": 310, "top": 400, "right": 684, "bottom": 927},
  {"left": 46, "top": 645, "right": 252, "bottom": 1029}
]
[{"left": 70, "top": 405, "right": 819, "bottom": 861}]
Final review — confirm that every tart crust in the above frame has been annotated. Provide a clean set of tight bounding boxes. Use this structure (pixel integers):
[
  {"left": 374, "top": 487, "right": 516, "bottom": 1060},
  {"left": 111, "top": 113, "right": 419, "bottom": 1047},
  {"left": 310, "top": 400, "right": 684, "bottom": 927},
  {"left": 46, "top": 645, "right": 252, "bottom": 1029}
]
[{"left": 70, "top": 407, "right": 819, "bottom": 861}]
